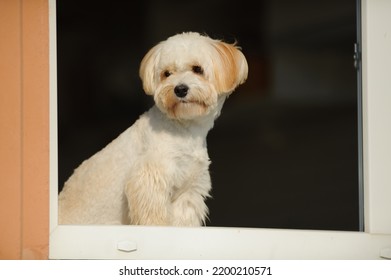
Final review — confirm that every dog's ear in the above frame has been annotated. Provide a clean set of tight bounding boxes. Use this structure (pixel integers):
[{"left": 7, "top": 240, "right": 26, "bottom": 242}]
[
  {"left": 211, "top": 41, "right": 248, "bottom": 95},
  {"left": 139, "top": 43, "right": 162, "bottom": 95}
]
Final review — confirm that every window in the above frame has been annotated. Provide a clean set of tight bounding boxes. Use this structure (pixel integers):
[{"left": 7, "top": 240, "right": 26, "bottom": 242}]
[{"left": 50, "top": 0, "right": 391, "bottom": 259}]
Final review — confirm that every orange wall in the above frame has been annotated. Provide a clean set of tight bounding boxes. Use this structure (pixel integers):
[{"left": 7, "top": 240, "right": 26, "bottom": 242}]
[{"left": 0, "top": 0, "right": 49, "bottom": 259}]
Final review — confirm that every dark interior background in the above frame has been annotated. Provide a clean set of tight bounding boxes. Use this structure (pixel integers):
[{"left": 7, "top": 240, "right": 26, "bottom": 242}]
[{"left": 57, "top": 0, "right": 360, "bottom": 231}]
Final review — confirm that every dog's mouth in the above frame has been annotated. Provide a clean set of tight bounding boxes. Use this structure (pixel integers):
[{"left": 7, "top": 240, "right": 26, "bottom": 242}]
[
  {"left": 178, "top": 99, "right": 208, "bottom": 108},
  {"left": 168, "top": 99, "right": 209, "bottom": 119}
]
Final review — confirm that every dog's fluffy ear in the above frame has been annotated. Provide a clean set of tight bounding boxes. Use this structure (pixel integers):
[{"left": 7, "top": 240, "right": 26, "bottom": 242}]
[
  {"left": 211, "top": 41, "right": 248, "bottom": 95},
  {"left": 139, "top": 43, "right": 161, "bottom": 95}
]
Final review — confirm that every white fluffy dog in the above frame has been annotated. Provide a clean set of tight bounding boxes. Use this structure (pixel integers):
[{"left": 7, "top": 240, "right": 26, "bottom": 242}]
[{"left": 59, "top": 32, "right": 248, "bottom": 226}]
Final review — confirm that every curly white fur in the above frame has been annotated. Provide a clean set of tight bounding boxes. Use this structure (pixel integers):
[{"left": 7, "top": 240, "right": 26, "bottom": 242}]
[{"left": 58, "top": 32, "right": 248, "bottom": 226}]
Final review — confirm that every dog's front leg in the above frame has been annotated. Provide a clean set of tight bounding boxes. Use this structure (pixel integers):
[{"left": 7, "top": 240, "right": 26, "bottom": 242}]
[
  {"left": 171, "top": 169, "right": 211, "bottom": 227},
  {"left": 125, "top": 163, "right": 172, "bottom": 226}
]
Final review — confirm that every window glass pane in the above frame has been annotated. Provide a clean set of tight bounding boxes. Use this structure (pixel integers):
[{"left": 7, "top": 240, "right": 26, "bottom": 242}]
[{"left": 57, "top": 0, "right": 360, "bottom": 231}]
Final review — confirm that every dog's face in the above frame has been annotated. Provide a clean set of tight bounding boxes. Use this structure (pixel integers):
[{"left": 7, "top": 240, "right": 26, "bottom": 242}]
[{"left": 139, "top": 32, "right": 248, "bottom": 120}]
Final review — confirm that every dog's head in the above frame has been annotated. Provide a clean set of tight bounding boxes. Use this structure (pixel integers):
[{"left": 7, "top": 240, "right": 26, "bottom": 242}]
[{"left": 139, "top": 32, "right": 248, "bottom": 120}]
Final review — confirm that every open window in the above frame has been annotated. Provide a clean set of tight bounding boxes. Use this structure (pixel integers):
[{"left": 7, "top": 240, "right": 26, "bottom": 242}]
[{"left": 50, "top": 0, "right": 391, "bottom": 259}]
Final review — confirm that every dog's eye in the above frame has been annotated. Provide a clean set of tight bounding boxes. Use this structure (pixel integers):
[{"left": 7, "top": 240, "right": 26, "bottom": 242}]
[
  {"left": 192, "top": 65, "right": 204, "bottom": 75},
  {"left": 163, "top": 70, "right": 171, "bottom": 78}
]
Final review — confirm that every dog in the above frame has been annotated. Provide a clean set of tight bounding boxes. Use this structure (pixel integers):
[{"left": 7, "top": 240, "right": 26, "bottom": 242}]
[{"left": 58, "top": 32, "right": 248, "bottom": 226}]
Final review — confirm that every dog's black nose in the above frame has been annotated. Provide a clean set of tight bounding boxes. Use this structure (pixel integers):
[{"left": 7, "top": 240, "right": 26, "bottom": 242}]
[{"left": 174, "top": 84, "right": 189, "bottom": 98}]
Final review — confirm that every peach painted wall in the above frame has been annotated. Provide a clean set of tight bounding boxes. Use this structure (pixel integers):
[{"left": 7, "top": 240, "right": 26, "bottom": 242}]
[{"left": 0, "top": 0, "right": 49, "bottom": 259}]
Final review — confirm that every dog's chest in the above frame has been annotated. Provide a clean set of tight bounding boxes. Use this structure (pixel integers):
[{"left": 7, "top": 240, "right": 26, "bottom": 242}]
[
  {"left": 156, "top": 133, "right": 209, "bottom": 179},
  {"left": 139, "top": 126, "right": 210, "bottom": 187},
  {"left": 131, "top": 108, "right": 212, "bottom": 190}
]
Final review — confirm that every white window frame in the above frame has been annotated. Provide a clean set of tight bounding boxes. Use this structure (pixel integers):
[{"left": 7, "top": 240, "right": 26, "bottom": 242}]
[{"left": 49, "top": 0, "right": 391, "bottom": 259}]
